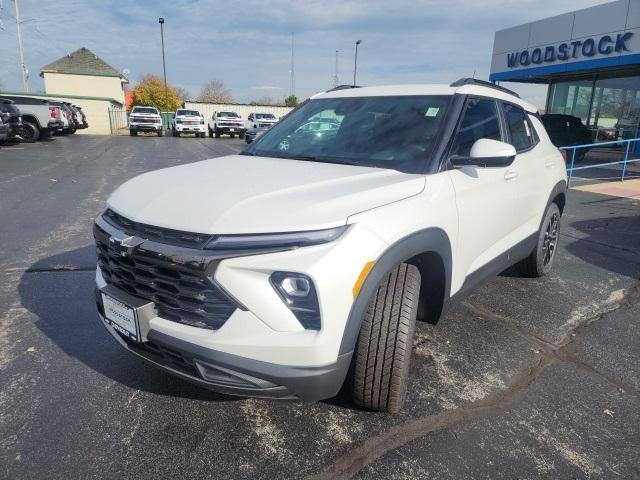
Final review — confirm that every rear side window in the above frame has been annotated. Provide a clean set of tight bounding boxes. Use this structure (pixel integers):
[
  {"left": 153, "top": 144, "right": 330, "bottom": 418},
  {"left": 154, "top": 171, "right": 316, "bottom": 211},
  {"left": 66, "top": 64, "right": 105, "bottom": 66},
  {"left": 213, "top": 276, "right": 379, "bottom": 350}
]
[
  {"left": 503, "top": 104, "right": 534, "bottom": 152},
  {"left": 451, "top": 98, "right": 502, "bottom": 157}
]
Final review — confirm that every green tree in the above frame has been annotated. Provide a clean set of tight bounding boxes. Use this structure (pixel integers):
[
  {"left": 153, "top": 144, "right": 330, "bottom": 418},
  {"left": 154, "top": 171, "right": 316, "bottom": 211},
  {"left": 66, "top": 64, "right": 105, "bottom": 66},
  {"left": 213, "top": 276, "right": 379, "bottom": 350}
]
[
  {"left": 130, "top": 74, "right": 181, "bottom": 112},
  {"left": 284, "top": 94, "right": 298, "bottom": 107}
]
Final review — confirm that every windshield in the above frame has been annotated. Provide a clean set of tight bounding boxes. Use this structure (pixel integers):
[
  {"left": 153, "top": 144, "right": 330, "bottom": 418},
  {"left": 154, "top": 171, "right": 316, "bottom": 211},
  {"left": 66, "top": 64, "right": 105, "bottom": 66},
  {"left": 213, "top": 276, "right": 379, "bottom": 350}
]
[
  {"left": 177, "top": 110, "right": 200, "bottom": 116},
  {"left": 247, "top": 95, "right": 451, "bottom": 172},
  {"left": 255, "top": 113, "right": 276, "bottom": 119},
  {"left": 132, "top": 107, "right": 158, "bottom": 114},
  {"left": 218, "top": 111, "right": 240, "bottom": 118}
]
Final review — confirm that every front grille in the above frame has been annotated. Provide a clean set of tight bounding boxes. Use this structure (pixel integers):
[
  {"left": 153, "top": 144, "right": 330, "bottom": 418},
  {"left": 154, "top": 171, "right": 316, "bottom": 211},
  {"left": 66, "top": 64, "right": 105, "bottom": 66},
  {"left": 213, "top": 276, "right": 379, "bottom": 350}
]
[
  {"left": 103, "top": 209, "right": 212, "bottom": 249},
  {"left": 95, "top": 223, "right": 237, "bottom": 330},
  {"left": 219, "top": 122, "right": 242, "bottom": 127},
  {"left": 132, "top": 118, "right": 157, "bottom": 124}
]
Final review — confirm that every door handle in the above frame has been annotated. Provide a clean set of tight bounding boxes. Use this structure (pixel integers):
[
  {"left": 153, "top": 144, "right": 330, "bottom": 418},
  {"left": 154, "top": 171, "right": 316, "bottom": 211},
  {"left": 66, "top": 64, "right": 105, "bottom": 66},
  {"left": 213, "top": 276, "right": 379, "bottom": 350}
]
[
  {"left": 545, "top": 161, "right": 554, "bottom": 168},
  {"left": 504, "top": 170, "right": 518, "bottom": 180}
]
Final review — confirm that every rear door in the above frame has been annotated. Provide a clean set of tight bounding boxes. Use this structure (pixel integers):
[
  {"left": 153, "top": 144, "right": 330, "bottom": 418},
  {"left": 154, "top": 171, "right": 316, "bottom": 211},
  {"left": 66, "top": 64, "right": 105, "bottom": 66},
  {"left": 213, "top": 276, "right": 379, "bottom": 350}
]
[
  {"left": 447, "top": 97, "right": 518, "bottom": 283},
  {"left": 501, "top": 103, "right": 548, "bottom": 239}
]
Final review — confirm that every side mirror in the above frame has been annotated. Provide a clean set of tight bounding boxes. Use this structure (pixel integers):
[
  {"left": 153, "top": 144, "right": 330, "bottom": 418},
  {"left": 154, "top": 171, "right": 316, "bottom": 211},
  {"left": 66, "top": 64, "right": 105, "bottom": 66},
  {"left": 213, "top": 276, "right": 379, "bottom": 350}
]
[{"left": 450, "top": 138, "right": 516, "bottom": 168}]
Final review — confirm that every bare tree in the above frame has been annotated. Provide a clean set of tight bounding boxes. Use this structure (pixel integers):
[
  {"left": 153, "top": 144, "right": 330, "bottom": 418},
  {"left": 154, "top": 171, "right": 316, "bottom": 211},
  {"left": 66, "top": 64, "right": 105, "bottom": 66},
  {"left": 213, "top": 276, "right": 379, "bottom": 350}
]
[
  {"left": 196, "top": 80, "right": 233, "bottom": 104},
  {"left": 173, "top": 86, "right": 191, "bottom": 103},
  {"left": 249, "top": 95, "right": 281, "bottom": 106}
]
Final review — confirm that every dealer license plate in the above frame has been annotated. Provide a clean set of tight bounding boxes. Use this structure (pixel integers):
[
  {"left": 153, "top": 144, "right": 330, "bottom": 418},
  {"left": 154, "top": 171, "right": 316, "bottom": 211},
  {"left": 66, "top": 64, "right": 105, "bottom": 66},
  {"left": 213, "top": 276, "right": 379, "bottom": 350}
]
[{"left": 101, "top": 293, "right": 139, "bottom": 342}]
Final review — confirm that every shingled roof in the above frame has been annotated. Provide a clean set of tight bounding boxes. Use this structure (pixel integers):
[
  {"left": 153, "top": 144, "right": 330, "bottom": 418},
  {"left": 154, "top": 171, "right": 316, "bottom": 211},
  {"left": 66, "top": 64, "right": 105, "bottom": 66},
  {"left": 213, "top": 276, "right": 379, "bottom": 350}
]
[{"left": 40, "top": 47, "right": 125, "bottom": 79}]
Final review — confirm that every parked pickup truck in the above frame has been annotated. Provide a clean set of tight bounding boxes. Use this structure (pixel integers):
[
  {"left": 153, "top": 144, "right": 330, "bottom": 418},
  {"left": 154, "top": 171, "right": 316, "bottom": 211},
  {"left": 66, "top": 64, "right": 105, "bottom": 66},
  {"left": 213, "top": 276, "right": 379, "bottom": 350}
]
[
  {"left": 208, "top": 111, "right": 245, "bottom": 138},
  {"left": 246, "top": 112, "right": 278, "bottom": 129},
  {"left": 0, "top": 95, "right": 62, "bottom": 142},
  {"left": 172, "top": 109, "right": 206, "bottom": 137},
  {"left": 129, "top": 106, "right": 163, "bottom": 137}
]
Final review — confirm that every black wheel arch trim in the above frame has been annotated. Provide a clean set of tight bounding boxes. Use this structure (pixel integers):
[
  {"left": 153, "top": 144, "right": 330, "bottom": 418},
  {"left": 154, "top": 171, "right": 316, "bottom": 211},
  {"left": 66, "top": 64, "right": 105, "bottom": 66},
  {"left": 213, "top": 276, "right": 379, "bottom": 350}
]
[
  {"left": 338, "top": 227, "right": 452, "bottom": 355},
  {"left": 544, "top": 180, "right": 567, "bottom": 224}
]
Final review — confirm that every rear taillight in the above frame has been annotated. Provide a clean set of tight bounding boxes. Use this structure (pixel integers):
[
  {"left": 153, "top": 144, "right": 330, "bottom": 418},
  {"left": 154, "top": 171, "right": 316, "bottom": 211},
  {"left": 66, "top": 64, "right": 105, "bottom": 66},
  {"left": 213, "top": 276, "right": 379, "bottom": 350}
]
[{"left": 49, "top": 106, "right": 56, "bottom": 119}]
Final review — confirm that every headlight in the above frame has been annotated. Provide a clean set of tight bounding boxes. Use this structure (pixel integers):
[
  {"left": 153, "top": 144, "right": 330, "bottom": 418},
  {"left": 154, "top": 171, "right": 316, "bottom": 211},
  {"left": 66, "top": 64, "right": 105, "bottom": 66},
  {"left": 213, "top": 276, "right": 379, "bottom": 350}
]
[
  {"left": 176, "top": 119, "right": 183, "bottom": 124},
  {"left": 200, "top": 119, "right": 205, "bottom": 124},
  {"left": 203, "top": 225, "right": 348, "bottom": 251},
  {"left": 270, "top": 272, "right": 320, "bottom": 330}
]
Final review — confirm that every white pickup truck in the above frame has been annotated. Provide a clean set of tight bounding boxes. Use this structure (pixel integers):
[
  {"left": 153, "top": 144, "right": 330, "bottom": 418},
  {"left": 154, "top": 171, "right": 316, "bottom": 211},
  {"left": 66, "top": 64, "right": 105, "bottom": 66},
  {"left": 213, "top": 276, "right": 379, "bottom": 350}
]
[
  {"left": 246, "top": 112, "right": 278, "bottom": 129},
  {"left": 172, "top": 109, "right": 206, "bottom": 137},
  {"left": 0, "top": 95, "right": 63, "bottom": 142},
  {"left": 208, "top": 111, "right": 246, "bottom": 138}
]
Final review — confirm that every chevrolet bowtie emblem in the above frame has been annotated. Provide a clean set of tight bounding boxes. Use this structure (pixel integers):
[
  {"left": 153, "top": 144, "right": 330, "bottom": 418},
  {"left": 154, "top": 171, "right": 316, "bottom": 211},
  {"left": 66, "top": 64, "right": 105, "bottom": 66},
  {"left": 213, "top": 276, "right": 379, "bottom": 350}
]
[{"left": 108, "top": 235, "right": 145, "bottom": 257}]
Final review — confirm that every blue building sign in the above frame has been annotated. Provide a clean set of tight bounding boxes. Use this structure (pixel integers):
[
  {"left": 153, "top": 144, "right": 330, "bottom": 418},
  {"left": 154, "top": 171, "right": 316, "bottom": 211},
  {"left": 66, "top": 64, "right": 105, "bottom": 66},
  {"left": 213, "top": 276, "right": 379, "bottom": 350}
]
[{"left": 506, "top": 33, "right": 633, "bottom": 68}]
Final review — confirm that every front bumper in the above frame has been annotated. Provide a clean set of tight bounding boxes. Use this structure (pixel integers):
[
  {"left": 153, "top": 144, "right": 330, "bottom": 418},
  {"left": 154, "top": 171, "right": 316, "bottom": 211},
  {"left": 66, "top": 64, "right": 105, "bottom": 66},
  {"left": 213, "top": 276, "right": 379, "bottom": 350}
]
[
  {"left": 215, "top": 126, "right": 246, "bottom": 134},
  {"left": 174, "top": 123, "right": 206, "bottom": 133},
  {"left": 95, "top": 285, "right": 351, "bottom": 400},
  {"left": 130, "top": 123, "right": 163, "bottom": 132}
]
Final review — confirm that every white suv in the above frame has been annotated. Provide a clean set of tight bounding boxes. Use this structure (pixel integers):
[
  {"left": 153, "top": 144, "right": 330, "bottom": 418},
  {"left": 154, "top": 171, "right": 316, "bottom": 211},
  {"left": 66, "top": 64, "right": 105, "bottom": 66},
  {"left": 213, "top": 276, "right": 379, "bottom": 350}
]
[
  {"left": 172, "top": 109, "right": 206, "bottom": 137},
  {"left": 94, "top": 79, "right": 566, "bottom": 413}
]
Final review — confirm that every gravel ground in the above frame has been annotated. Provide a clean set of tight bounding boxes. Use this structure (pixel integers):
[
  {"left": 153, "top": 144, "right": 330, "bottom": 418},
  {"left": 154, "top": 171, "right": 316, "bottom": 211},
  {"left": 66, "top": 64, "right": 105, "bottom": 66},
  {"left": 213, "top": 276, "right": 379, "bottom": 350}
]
[{"left": 0, "top": 135, "right": 638, "bottom": 479}]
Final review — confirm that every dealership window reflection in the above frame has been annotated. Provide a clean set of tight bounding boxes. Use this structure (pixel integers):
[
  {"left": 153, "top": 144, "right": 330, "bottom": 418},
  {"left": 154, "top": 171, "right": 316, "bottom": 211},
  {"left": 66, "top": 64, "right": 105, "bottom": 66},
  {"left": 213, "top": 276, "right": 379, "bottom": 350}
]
[{"left": 547, "top": 74, "right": 640, "bottom": 143}]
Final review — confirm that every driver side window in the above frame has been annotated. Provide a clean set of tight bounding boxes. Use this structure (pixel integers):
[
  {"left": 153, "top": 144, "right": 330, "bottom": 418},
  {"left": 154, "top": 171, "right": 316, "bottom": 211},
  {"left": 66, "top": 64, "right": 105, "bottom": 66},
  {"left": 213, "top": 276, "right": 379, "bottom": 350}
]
[{"left": 451, "top": 98, "right": 502, "bottom": 157}]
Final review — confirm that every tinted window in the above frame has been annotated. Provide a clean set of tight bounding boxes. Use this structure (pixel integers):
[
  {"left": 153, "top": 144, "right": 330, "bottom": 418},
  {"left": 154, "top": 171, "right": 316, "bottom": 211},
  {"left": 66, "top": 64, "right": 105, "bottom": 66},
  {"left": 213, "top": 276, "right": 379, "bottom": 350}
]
[
  {"left": 504, "top": 104, "right": 533, "bottom": 152},
  {"left": 451, "top": 98, "right": 502, "bottom": 156},
  {"left": 248, "top": 95, "right": 452, "bottom": 173}
]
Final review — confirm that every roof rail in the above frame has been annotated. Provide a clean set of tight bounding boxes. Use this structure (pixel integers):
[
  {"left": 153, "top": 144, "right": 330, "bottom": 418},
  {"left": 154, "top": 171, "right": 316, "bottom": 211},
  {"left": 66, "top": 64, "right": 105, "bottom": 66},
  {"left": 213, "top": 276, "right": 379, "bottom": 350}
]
[
  {"left": 450, "top": 78, "right": 520, "bottom": 98},
  {"left": 327, "top": 84, "right": 361, "bottom": 92}
]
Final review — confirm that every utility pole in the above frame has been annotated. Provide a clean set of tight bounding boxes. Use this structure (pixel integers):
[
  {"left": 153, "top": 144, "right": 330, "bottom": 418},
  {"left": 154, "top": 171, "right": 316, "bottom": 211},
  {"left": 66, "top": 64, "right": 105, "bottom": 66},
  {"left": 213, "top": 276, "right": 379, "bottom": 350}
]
[
  {"left": 333, "top": 50, "right": 339, "bottom": 87},
  {"left": 353, "top": 40, "right": 362, "bottom": 87},
  {"left": 159, "top": 17, "right": 168, "bottom": 107},
  {"left": 289, "top": 32, "right": 295, "bottom": 97},
  {"left": 14, "top": 0, "right": 29, "bottom": 92}
]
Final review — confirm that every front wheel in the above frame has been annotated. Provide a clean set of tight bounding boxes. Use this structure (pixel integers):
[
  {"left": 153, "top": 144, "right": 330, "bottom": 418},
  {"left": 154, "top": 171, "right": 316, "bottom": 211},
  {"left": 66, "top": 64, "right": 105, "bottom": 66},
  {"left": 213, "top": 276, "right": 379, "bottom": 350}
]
[
  {"left": 129, "top": 130, "right": 137, "bottom": 136},
  {"left": 515, "top": 203, "right": 561, "bottom": 277},
  {"left": 352, "top": 263, "right": 420, "bottom": 414},
  {"left": 157, "top": 129, "right": 164, "bottom": 137}
]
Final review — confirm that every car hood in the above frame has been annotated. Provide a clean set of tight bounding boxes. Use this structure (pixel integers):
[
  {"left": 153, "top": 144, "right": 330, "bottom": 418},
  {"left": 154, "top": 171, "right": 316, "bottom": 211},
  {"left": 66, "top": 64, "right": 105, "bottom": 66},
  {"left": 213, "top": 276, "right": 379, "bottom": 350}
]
[{"left": 107, "top": 155, "right": 425, "bottom": 234}]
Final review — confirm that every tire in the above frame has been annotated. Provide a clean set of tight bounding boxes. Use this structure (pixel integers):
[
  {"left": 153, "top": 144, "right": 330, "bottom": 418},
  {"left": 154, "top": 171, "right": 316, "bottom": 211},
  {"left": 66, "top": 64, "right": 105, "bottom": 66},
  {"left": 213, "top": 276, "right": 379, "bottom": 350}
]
[
  {"left": 130, "top": 130, "right": 137, "bottom": 136},
  {"left": 21, "top": 121, "right": 40, "bottom": 142},
  {"left": 230, "top": 133, "right": 235, "bottom": 139},
  {"left": 208, "top": 128, "right": 214, "bottom": 138},
  {"left": 515, "top": 203, "right": 561, "bottom": 278},
  {"left": 157, "top": 129, "right": 163, "bottom": 137},
  {"left": 352, "top": 263, "right": 421, "bottom": 414},
  {"left": 215, "top": 128, "right": 221, "bottom": 138}
]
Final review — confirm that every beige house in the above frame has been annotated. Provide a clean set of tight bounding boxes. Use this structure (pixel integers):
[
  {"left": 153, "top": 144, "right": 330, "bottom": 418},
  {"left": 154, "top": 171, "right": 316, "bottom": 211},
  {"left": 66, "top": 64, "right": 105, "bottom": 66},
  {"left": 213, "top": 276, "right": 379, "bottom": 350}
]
[{"left": 39, "top": 48, "right": 128, "bottom": 135}]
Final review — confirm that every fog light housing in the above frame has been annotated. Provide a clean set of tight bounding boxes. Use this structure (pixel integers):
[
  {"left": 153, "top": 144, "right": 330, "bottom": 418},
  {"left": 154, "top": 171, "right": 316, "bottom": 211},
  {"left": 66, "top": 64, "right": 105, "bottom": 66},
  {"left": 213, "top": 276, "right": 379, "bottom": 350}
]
[{"left": 270, "top": 272, "right": 320, "bottom": 330}]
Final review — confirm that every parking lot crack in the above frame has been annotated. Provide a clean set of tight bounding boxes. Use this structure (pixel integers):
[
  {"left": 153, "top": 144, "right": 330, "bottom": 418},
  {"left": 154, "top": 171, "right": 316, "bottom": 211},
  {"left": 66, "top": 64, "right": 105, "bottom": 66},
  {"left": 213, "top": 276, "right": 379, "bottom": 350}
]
[{"left": 309, "top": 282, "right": 640, "bottom": 479}]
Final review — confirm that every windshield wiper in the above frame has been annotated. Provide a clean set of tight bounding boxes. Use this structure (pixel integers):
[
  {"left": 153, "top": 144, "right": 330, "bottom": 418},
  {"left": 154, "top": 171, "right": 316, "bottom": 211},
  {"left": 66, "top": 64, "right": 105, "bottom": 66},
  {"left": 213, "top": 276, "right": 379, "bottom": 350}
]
[{"left": 293, "top": 156, "right": 359, "bottom": 166}]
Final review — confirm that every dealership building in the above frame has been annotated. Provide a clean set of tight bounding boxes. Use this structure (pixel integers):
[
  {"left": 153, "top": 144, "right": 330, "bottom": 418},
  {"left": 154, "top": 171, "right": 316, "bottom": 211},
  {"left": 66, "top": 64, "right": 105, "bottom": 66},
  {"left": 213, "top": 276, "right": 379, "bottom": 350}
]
[{"left": 490, "top": 0, "right": 640, "bottom": 148}]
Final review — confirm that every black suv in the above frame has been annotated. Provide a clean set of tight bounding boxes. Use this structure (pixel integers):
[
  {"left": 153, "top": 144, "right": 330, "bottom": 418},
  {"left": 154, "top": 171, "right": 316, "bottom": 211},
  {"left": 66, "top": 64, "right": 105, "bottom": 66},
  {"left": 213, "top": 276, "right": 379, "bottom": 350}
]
[
  {"left": 541, "top": 114, "right": 593, "bottom": 160},
  {"left": 0, "top": 98, "right": 24, "bottom": 141}
]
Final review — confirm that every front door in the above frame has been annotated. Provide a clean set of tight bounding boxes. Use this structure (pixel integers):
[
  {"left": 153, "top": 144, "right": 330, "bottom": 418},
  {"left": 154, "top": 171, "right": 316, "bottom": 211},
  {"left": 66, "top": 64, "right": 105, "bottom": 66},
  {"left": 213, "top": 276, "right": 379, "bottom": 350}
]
[{"left": 447, "top": 97, "right": 518, "bottom": 292}]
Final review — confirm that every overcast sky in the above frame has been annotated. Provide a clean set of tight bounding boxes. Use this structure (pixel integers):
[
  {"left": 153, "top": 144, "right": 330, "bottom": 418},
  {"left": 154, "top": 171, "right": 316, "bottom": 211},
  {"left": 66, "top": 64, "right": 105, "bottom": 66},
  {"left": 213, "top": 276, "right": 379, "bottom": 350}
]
[{"left": 0, "top": 0, "right": 606, "bottom": 107}]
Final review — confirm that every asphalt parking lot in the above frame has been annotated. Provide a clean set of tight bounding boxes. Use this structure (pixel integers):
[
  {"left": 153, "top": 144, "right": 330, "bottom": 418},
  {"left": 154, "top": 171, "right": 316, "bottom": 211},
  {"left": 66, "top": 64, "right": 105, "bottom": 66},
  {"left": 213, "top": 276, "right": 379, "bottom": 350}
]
[{"left": 0, "top": 135, "right": 638, "bottom": 479}]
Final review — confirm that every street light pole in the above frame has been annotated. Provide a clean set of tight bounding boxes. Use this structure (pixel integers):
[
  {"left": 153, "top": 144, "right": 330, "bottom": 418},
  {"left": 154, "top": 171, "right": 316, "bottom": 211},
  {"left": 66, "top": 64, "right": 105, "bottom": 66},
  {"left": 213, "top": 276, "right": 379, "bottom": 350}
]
[
  {"left": 159, "top": 17, "right": 168, "bottom": 107},
  {"left": 353, "top": 40, "right": 362, "bottom": 87}
]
